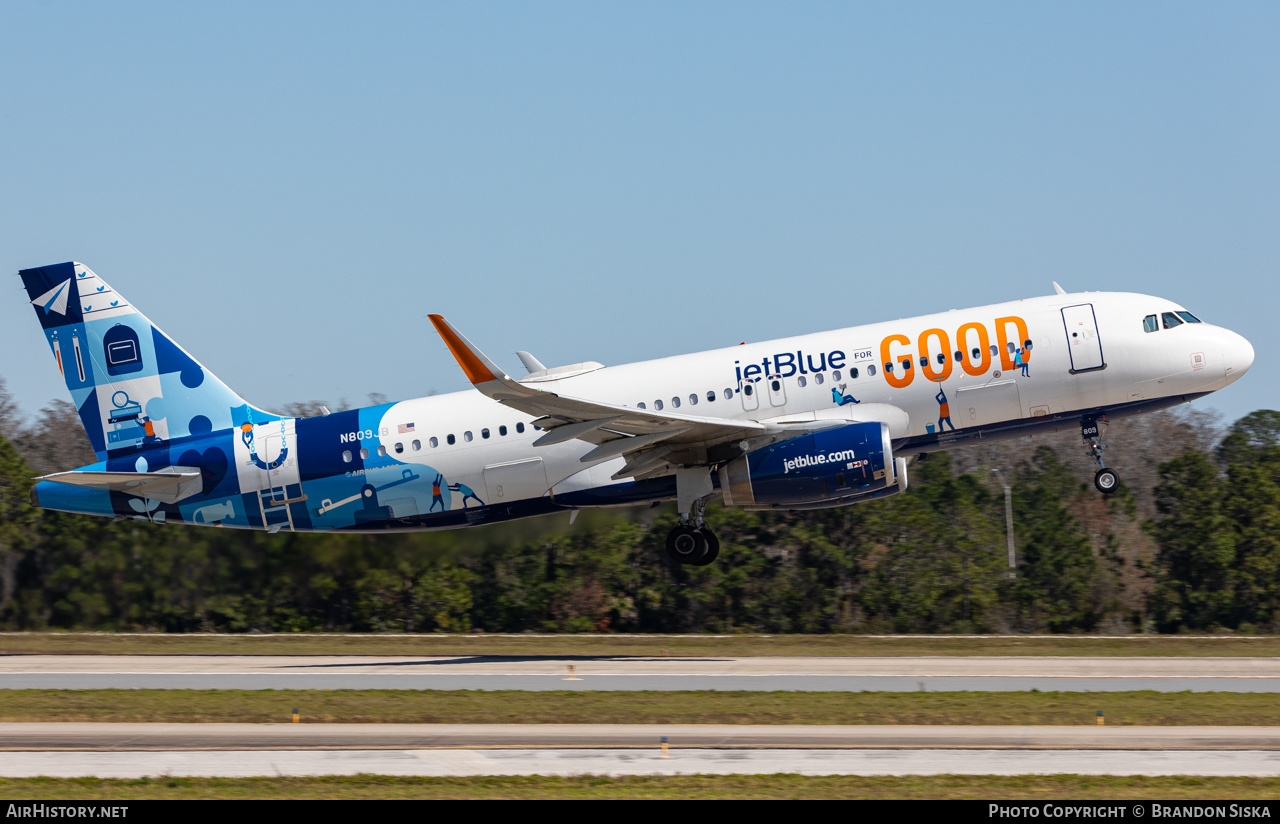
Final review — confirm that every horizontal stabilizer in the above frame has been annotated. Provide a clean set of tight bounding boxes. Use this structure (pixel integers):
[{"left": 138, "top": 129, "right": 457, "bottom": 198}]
[{"left": 35, "top": 467, "right": 203, "bottom": 504}]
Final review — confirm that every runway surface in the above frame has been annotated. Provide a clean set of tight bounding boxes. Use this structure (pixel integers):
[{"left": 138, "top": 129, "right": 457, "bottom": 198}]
[
  {"left": 3, "top": 655, "right": 1279, "bottom": 691},
  {"left": 3, "top": 748, "right": 1279, "bottom": 778},
  {"left": 2, "top": 723, "right": 1278, "bottom": 750}
]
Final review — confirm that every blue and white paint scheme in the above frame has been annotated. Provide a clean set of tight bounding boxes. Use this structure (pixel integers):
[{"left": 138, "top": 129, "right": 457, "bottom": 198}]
[{"left": 20, "top": 262, "right": 1255, "bottom": 564}]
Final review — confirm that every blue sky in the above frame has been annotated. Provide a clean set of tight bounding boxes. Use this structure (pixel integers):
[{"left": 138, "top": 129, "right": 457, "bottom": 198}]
[{"left": 2, "top": 2, "right": 1276, "bottom": 426}]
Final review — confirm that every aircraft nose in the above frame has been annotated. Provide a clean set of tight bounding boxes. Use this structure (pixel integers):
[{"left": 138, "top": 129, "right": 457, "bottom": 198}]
[{"left": 1222, "top": 329, "right": 1255, "bottom": 384}]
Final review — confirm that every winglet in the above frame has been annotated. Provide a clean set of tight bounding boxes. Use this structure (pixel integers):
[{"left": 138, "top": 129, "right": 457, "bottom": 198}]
[{"left": 428, "top": 314, "right": 504, "bottom": 385}]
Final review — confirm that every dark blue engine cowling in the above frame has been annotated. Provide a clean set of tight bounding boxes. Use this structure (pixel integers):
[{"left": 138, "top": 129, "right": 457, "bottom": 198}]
[{"left": 718, "top": 421, "right": 893, "bottom": 507}]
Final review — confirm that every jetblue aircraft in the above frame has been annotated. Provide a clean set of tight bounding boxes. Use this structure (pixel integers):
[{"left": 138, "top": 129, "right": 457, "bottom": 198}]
[{"left": 20, "top": 262, "right": 1254, "bottom": 565}]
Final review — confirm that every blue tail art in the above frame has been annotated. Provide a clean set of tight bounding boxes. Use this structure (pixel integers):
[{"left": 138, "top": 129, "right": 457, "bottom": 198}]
[{"left": 19, "top": 262, "right": 279, "bottom": 459}]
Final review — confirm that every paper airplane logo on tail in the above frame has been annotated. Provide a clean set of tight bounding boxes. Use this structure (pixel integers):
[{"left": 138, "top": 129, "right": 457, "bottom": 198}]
[{"left": 31, "top": 280, "right": 71, "bottom": 316}]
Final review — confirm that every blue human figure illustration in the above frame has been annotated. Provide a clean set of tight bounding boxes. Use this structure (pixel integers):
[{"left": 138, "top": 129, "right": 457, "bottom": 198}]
[
  {"left": 831, "top": 384, "right": 860, "bottom": 407},
  {"left": 935, "top": 383, "right": 956, "bottom": 432},
  {"left": 429, "top": 473, "right": 446, "bottom": 512},
  {"left": 449, "top": 482, "right": 484, "bottom": 509},
  {"left": 1016, "top": 346, "right": 1030, "bottom": 377}
]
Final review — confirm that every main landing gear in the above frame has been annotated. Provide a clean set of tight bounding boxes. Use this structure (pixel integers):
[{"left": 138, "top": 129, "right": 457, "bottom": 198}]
[
  {"left": 1083, "top": 416, "right": 1120, "bottom": 494},
  {"left": 665, "top": 466, "right": 720, "bottom": 566}
]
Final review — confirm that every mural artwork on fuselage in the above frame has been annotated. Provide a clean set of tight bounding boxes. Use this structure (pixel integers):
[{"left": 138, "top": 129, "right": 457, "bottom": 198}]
[{"left": 19, "top": 263, "right": 490, "bottom": 533}]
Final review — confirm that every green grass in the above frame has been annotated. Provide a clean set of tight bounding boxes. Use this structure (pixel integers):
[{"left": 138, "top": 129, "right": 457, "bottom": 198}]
[
  {"left": 2, "top": 632, "right": 1279, "bottom": 657},
  {"left": 2, "top": 774, "right": 1278, "bottom": 799},
  {"left": 3, "top": 689, "right": 1278, "bottom": 726}
]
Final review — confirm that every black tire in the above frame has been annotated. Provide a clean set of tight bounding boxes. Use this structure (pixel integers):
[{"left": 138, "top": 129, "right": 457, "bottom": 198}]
[
  {"left": 691, "top": 527, "right": 720, "bottom": 566},
  {"left": 1094, "top": 468, "right": 1120, "bottom": 494},
  {"left": 666, "top": 524, "right": 706, "bottom": 564}
]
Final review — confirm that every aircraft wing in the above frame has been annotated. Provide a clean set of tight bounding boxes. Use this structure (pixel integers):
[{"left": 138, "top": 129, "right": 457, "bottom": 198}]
[{"left": 429, "top": 315, "right": 784, "bottom": 478}]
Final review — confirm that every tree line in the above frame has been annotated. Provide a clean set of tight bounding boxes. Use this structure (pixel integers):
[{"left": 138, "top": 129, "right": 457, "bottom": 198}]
[{"left": 1, "top": 378, "right": 1276, "bottom": 633}]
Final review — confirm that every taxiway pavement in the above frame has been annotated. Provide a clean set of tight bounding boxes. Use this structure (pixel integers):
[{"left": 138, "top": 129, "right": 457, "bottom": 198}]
[
  {"left": 2, "top": 747, "right": 1278, "bottom": 778},
  {"left": 2, "top": 655, "right": 1279, "bottom": 691},
  {"left": 1, "top": 723, "right": 1278, "bottom": 750}
]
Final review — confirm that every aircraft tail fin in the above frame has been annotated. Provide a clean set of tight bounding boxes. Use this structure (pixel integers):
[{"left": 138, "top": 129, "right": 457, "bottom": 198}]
[{"left": 19, "top": 261, "right": 278, "bottom": 462}]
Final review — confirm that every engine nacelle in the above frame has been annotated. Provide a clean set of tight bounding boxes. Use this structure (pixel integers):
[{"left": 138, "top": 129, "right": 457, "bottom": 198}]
[{"left": 719, "top": 421, "right": 896, "bottom": 508}]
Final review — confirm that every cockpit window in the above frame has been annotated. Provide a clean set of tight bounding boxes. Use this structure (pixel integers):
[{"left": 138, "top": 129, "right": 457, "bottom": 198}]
[
  {"left": 1143, "top": 315, "right": 1158, "bottom": 333},
  {"left": 1162, "top": 312, "right": 1184, "bottom": 329},
  {"left": 1177, "top": 311, "right": 1202, "bottom": 324}
]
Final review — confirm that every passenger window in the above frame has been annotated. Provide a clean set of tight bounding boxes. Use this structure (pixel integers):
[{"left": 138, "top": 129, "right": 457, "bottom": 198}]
[
  {"left": 1162, "top": 312, "right": 1184, "bottom": 329},
  {"left": 743, "top": 384, "right": 754, "bottom": 396},
  {"left": 671, "top": 397, "right": 681, "bottom": 408},
  {"left": 972, "top": 347, "right": 981, "bottom": 359},
  {"left": 499, "top": 425, "right": 508, "bottom": 436},
  {"left": 707, "top": 390, "right": 716, "bottom": 402},
  {"left": 689, "top": 394, "right": 698, "bottom": 405},
  {"left": 482, "top": 428, "right": 490, "bottom": 439},
  {"left": 851, "top": 367, "right": 859, "bottom": 379},
  {"left": 1177, "top": 311, "right": 1202, "bottom": 324},
  {"left": 902, "top": 359, "right": 912, "bottom": 370},
  {"left": 342, "top": 450, "right": 352, "bottom": 463},
  {"left": 770, "top": 379, "right": 780, "bottom": 392},
  {"left": 885, "top": 362, "right": 894, "bottom": 374},
  {"left": 655, "top": 400, "right": 664, "bottom": 410},
  {"left": 637, "top": 402, "right": 646, "bottom": 409},
  {"left": 868, "top": 364, "right": 876, "bottom": 376},
  {"left": 516, "top": 422, "right": 525, "bottom": 433},
  {"left": 954, "top": 350, "right": 963, "bottom": 362},
  {"left": 430, "top": 437, "right": 438, "bottom": 448},
  {"left": 378, "top": 445, "right": 387, "bottom": 457},
  {"left": 937, "top": 353, "right": 946, "bottom": 364},
  {"left": 1007, "top": 342, "right": 1016, "bottom": 354},
  {"left": 797, "top": 376, "right": 807, "bottom": 388},
  {"left": 723, "top": 388, "right": 733, "bottom": 399},
  {"left": 832, "top": 370, "right": 841, "bottom": 381},
  {"left": 447, "top": 434, "right": 455, "bottom": 445},
  {"left": 462, "top": 431, "right": 472, "bottom": 442},
  {"left": 360, "top": 447, "right": 369, "bottom": 459},
  {"left": 394, "top": 442, "right": 404, "bottom": 454},
  {"left": 990, "top": 345, "right": 999, "bottom": 357},
  {"left": 919, "top": 356, "right": 928, "bottom": 368},
  {"left": 1023, "top": 339, "right": 1033, "bottom": 350},
  {"left": 412, "top": 440, "right": 421, "bottom": 451},
  {"left": 814, "top": 373, "right": 824, "bottom": 385}
]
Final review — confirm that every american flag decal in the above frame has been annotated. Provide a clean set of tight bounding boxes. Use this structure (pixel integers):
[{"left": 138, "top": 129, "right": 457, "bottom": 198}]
[{"left": 398, "top": 422, "right": 415, "bottom": 434}]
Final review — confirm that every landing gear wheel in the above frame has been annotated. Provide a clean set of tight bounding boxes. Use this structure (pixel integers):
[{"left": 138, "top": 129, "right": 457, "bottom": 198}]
[
  {"left": 1094, "top": 468, "right": 1120, "bottom": 494},
  {"left": 691, "top": 527, "right": 720, "bottom": 566},
  {"left": 666, "top": 524, "right": 706, "bottom": 564}
]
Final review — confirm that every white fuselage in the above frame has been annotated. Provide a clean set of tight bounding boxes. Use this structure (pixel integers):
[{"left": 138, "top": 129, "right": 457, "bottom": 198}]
[{"left": 366, "top": 290, "right": 1253, "bottom": 514}]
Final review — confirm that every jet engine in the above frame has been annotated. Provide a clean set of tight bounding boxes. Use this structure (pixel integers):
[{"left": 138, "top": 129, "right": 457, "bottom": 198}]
[{"left": 718, "top": 421, "right": 899, "bottom": 508}]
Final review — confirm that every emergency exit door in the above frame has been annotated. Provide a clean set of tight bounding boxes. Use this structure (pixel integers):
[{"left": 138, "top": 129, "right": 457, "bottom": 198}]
[{"left": 1061, "top": 303, "right": 1106, "bottom": 373}]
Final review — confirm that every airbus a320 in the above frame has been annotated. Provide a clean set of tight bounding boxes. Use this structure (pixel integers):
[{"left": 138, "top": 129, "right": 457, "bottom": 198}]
[{"left": 20, "top": 262, "right": 1254, "bottom": 565}]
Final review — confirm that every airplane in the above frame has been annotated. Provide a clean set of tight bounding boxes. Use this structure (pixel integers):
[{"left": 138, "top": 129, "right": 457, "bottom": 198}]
[{"left": 19, "top": 261, "right": 1254, "bottom": 565}]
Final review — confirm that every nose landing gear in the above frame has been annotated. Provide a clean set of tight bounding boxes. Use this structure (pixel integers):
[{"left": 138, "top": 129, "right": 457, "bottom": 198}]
[{"left": 1083, "top": 416, "right": 1120, "bottom": 494}]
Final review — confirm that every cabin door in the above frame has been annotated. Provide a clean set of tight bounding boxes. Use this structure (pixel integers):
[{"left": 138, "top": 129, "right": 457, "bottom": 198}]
[{"left": 1061, "top": 304, "right": 1106, "bottom": 373}]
